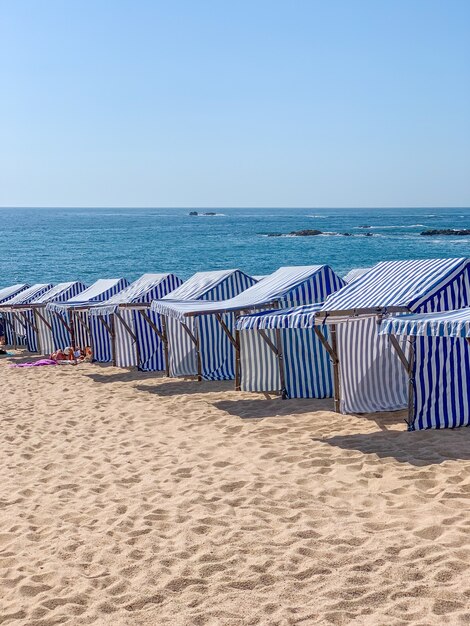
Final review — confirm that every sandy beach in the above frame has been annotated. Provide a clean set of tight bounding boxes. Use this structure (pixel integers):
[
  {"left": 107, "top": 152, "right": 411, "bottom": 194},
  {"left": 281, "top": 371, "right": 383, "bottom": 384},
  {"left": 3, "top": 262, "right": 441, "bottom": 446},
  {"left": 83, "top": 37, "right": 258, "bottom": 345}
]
[{"left": 2, "top": 352, "right": 470, "bottom": 625}]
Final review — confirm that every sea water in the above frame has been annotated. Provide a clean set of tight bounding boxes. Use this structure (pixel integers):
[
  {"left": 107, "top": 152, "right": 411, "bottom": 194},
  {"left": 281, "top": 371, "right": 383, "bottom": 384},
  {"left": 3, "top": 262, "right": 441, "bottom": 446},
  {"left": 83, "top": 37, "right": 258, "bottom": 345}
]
[{"left": 1, "top": 207, "right": 469, "bottom": 285}]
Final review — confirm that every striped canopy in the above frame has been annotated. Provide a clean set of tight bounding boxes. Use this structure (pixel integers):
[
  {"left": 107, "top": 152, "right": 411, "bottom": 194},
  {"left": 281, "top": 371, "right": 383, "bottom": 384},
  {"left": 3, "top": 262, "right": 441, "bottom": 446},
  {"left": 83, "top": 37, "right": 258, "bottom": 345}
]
[
  {"left": 48, "top": 278, "right": 129, "bottom": 311},
  {"left": 25, "top": 282, "right": 87, "bottom": 306},
  {"left": 152, "top": 266, "right": 344, "bottom": 320},
  {"left": 160, "top": 269, "right": 253, "bottom": 301},
  {"left": 237, "top": 304, "right": 323, "bottom": 331},
  {"left": 0, "top": 284, "right": 54, "bottom": 309},
  {"left": 380, "top": 308, "right": 470, "bottom": 339},
  {"left": 0, "top": 284, "right": 30, "bottom": 304},
  {"left": 89, "top": 273, "right": 183, "bottom": 316},
  {"left": 321, "top": 258, "right": 469, "bottom": 313},
  {"left": 343, "top": 267, "right": 371, "bottom": 283}
]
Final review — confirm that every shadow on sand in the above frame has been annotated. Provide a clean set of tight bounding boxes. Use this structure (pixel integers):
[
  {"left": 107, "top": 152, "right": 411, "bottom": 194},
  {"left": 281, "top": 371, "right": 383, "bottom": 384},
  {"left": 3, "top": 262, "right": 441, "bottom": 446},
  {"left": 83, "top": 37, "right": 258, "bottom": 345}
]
[
  {"left": 136, "top": 379, "right": 234, "bottom": 396},
  {"left": 315, "top": 427, "right": 470, "bottom": 466},
  {"left": 86, "top": 369, "right": 165, "bottom": 384},
  {"left": 214, "top": 397, "right": 335, "bottom": 419}
]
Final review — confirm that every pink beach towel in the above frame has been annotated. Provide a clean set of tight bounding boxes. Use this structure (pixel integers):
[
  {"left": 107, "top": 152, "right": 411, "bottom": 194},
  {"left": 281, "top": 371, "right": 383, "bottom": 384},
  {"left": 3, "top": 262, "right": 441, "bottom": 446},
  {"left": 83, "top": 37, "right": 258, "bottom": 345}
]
[{"left": 10, "top": 359, "right": 58, "bottom": 368}]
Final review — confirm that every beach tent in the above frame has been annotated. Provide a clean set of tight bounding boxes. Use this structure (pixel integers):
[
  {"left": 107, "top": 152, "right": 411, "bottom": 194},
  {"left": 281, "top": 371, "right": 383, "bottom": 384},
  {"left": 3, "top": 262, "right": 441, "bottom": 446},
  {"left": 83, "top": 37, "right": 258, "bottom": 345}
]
[
  {"left": 380, "top": 308, "right": 470, "bottom": 431},
  {"left": 47, "top": 278, "right": 129, "bottom": 351},
  {"left": 0, "top": 283, "right": 30, "bottom": 304},
  {"left": 148, "top": 269, "right": 257, "bottom": 377},
  {"left": 315, "top": 257, "right": 470, "bottom": 414},
  {"left": 88, "top": 273, "right": 183, "bottom": 367},
  {"left": 343, "top": 267, "right": 371, "bottom": 283},
  {"left": 12, "top": 282, "right": 87, "bottom": 354},
  {"left": 152, "top": 265, "right": 344, "bottom": 387},
  {"left": 236, "top": 303, "right": 336, "bottom": 398},
  {"left": 0, "top": 284, "right": 54, "bottom": 346}
]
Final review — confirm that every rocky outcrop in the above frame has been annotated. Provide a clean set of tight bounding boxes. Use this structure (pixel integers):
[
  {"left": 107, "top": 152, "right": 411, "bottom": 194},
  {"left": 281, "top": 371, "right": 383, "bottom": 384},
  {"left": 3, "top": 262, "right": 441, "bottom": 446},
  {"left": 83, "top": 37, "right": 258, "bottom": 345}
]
[{"left": 420, "top": 229, "right": 470, "bottom": 236}]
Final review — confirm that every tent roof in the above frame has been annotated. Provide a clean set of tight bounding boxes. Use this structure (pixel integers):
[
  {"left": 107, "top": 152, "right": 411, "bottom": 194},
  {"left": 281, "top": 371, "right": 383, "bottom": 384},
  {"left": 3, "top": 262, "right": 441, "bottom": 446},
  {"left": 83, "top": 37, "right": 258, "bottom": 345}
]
[
  {"left": 236, "top": 303, "right": 323, "bottom": 331},
  {"left": 89, "top": 273, "right": 182, "bottom": 315},
  {"left": 380, "top": 308, "right": 470, "bottom": 339},
  {"left": 48, "top": 278, "right": 128, "bottom": 310},
  {"left": 25, "top": 281, "right": 88, "bottom": 305},
  {"left": 0, "top": 284, "right": 30, "bottom": 305},
  {"left": 0, "top": 284, "right": 53, "bottom": 308},
  {"left": 152, "top": 265, "right": 335, "bottom": 320},
  {"left": 321, "top": 258, "right": 469, "bottom": 314},
  {"left": 160, "top": 269, "right": 251, "bottom": 301}
]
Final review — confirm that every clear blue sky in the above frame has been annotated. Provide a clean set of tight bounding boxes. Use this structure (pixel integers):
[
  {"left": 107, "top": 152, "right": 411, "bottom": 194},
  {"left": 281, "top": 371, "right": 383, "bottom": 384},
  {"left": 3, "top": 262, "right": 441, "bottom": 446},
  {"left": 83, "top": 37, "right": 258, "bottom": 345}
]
[{"left": 1, "top": 0, "right": 469, "bottom": 208}]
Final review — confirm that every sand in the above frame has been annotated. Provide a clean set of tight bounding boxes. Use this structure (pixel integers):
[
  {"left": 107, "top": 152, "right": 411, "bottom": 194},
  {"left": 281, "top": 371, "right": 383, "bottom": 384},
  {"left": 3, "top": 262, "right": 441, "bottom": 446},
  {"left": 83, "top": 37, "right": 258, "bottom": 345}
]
[{"left": 1, "top": 352, "right": 470, "bottom": 626}]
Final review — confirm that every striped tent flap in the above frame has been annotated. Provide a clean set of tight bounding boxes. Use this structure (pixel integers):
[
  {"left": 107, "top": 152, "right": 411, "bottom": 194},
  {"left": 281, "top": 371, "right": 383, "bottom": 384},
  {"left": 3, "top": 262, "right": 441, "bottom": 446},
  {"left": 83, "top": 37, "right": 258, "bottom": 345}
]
[
  {"left": 412, "top": 336, "right": 470, "bottom": 431},
  {"left": 380, "top": 308, "right": 470, "bottom": 339}
]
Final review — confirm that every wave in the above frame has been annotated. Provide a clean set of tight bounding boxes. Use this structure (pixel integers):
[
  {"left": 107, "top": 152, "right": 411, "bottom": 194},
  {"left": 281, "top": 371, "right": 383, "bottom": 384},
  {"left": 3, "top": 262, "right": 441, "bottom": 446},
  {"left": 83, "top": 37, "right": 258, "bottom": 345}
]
[
  {"left": 308, "top": 215, "right": 328, "bottom": 218},
  {"left": 353, "top": 224, "right": 426, "bottom": 230}
]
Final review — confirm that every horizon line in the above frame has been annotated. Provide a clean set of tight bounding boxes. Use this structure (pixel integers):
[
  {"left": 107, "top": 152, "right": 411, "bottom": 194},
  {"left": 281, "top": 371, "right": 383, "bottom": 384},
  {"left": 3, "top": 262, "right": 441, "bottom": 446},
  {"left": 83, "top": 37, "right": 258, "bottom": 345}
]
[{"left": 1, "top": 206, "right": 469, "bottom": 210}]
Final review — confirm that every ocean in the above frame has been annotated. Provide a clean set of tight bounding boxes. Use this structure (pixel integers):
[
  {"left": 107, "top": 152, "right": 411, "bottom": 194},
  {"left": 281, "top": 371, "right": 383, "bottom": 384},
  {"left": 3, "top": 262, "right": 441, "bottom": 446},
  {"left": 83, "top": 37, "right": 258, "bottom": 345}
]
[{"left": 1, "top": 207, "right": 469, "bottom": 286}]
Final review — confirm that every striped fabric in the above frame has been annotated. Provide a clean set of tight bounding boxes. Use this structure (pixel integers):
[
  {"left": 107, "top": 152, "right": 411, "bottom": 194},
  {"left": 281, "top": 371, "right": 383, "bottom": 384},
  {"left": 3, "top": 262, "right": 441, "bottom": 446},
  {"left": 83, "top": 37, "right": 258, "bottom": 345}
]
[
  {"left": 0, "top": 284, "right": 29, "bottom": 342},
  {"left": 1, "top": 284, "right": 54, "bottom": 346},
  {"left": 380, "top": 308, "right": 470, "bottom": 338},
  {"left": 160, "top": 270, "right": 257, "bottom": 378},
  {"left": 23, "top": 282, "right": 87, "bottom": 354},
  {"left": 48, "top": 279, "right": 129, "bottom": 350},
  {"left": 152, "top": 266, "right": 342, "bottom": 320},
  {"left": 236, "top": 267, "right": 345, "bottom": 392},
  {"left": 0, "top": 284, "right": 29, "bottom": 304},
  {"left": 380, "top": 309, "right": 470, "bottom": 430},
  {"left": 412, "top": 337, "right": 470, "bottom": 430},
  {"left": 152, "top": 266, "right": 345, "bottom": 384},
  {"left": 321, "top": 258, "right": 469, "bottom": 312},
  {"left": 343, "top": 267, "right": 371, "bottom": 284},
  {"left": 320, "top": 258, "right": 470, "bottom": 416},
  {"left": 88, "top": 273, "right": 183, "bottom": 367}
]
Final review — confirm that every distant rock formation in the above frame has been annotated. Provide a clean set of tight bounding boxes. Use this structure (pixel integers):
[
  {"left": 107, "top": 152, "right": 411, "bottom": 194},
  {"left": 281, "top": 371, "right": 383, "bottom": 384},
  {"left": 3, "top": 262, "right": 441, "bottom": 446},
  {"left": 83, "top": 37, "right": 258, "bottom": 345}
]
[
  {"left": 265, "top": 229, "right": 374, "bottom": 238},
  {"left": 420, "top": 229, "right": 470, "bottom": 236},
  {"left": 189, "top": 211, "right": 198, "bottom": 215},
  {"left": 189, "top": 211, "right": 217, "bottom": 216}
]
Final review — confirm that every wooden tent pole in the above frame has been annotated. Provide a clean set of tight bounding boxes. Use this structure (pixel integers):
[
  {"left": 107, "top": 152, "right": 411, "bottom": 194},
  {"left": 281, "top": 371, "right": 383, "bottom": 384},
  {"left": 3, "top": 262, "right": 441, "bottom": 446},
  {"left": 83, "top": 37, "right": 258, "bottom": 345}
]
[
  {"left": 235, "top": 329, "right": 241, "bottom": 391},
  {"left": 330, "top": 324, "right": 341, "bottom": 413},
  {"left": 161, "top": 315, "right": 169, "bottom": 377},
  {"left": 275, "top": 328, "right": 287, "bottom": 399},
  {"left": 314, "top": 325, "right": 340, "bottom": 412},
  {"left": 110, "top": 314, "right": 117, "bottom": 367}
]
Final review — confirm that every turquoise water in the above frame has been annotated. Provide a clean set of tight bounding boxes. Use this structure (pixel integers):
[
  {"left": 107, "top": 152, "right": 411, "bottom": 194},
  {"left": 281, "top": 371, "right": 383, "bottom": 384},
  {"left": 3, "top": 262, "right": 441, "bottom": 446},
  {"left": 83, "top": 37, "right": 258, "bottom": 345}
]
[{"left": 1, "top": 207, "right": 469, "bottom": 286}]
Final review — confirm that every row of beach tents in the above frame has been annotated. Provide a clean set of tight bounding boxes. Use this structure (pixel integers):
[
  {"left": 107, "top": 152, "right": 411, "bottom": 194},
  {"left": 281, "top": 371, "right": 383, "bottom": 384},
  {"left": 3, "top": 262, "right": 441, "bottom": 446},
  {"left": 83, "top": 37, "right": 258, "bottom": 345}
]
[{"left": 1, "top": 258, "right": 469, "bottom": 432}]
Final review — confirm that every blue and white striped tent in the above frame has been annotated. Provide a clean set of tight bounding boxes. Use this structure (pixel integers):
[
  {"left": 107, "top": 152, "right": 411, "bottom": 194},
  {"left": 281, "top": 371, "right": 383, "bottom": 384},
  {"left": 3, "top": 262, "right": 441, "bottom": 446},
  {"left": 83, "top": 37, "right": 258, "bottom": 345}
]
[
  {"left": 236, "top": 303, "right": 336, "bottom": 398},
  {"left": 88, "top": 273, "right": 183, "bottom": 368},
  {"left": 153, "top": 265, "right": 345, "bottom": 386},
  {"left": 0, "top": 284, "right": 30, "bottom": 304},
  {"left": 380, "top": 308, "right": 470, "bottom": 431},
  {"left": 0, "top": 284, "right": 29, "bottom": 341},
  {"left": 47, "top": 278, "right": 129, "bottom": 351},
  {"left": 150, "top": 269, "right": 257, "bottom": 378},
  {"left": 17, "top": 282, "right": 87, "bottom": 354},
  {"left": 0, "top": 284, "right": 54, "bottom": 346},
  {"left": 317, "top": 257, "right": 470, "bottom": 415},
  {"left": 343, "top": 267, "right": 371, "bottom": 283}
]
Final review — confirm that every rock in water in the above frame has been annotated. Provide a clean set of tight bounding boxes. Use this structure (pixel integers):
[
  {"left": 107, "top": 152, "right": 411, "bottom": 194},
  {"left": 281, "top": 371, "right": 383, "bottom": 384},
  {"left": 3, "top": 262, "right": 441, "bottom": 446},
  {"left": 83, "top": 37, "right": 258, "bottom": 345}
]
[
  {"left": 189, "top": 211, "right": 198, "bottom": 216},
  {"left": 421, "top": 229, "right": 470, "bottom": 236}
]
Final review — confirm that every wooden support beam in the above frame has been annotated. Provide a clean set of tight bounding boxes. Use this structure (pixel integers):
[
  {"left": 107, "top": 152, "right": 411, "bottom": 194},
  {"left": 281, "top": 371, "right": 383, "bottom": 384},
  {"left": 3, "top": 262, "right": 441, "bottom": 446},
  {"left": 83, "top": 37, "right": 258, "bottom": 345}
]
[
  {"left": 389, "top": 334, "right": 411, "bottom": 373},
  {"left": 35, "top": 308, "right": 53, "bottom": 331},
  {"left": 138, "top": 310, "right": 166, "bottom": 343},
  {"left": 275, "top": 328, "right": 288, "bottom": 399},
  {"left": 215, "top": 313, "right": 238, "bottom": 349},
  {"left": 235, "top": 329, "right": 241, "bottom": 391},
  {"left": 257, "top": 328, "right": 279, "bottom": 355},
  {"left": 330, "top": 325, "right": 341, "bottom": 413},
  {"left": 114, "top": 310, "right": 136, "bottom": 342},
  {"left": 161, "top": 315, "right": 169, "bottom": 377}
]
